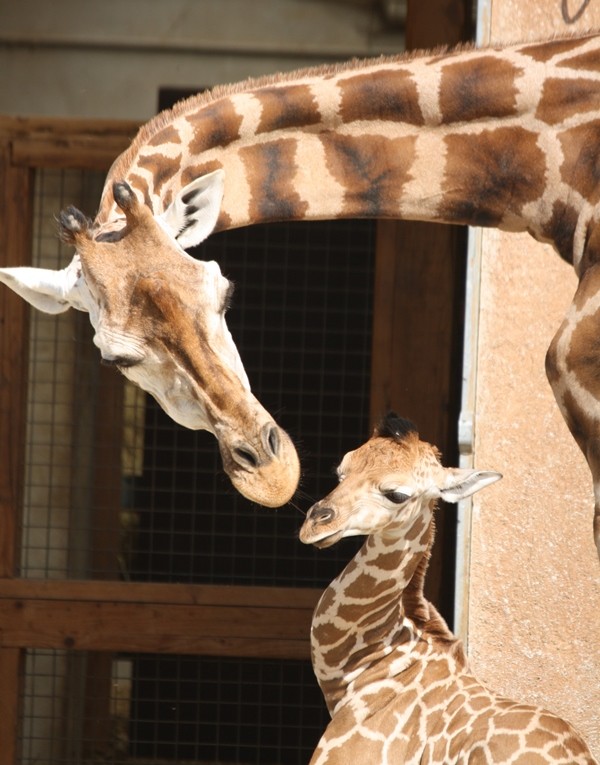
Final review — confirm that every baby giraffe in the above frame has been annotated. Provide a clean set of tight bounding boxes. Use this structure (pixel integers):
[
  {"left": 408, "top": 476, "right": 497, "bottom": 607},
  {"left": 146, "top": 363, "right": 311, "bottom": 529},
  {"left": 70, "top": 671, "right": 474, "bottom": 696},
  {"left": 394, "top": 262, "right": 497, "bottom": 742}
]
[{"left": 300, "top": 414, "right": 596, "bottom": 765}]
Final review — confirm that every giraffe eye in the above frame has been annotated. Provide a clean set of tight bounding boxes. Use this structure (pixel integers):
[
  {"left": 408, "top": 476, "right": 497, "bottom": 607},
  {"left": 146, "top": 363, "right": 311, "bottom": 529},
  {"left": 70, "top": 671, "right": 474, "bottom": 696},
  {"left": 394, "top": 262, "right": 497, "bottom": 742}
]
[{"left": 383, "top": 489, "right": 411, "bottom": 504}]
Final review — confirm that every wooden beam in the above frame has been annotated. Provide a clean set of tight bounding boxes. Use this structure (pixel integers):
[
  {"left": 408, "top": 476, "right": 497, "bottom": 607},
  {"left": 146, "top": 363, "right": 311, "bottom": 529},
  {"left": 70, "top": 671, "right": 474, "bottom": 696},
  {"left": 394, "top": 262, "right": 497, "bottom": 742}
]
[
  {"left": 0, "top": 115, "right": 139, "bottom": 171},
  {"left": 0, "top": 581, "right": 319, "bottom": 659},
  {"left": 0, "top": 578, "right": 320, "bottom": 608}
]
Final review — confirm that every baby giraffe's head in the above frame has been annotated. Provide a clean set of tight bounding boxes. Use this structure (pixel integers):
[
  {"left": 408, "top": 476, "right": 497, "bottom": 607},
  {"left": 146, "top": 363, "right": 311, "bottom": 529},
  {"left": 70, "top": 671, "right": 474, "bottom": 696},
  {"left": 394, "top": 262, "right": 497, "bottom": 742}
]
[{"left": 300, "top": 414, "right": 501, "bottom": 548}]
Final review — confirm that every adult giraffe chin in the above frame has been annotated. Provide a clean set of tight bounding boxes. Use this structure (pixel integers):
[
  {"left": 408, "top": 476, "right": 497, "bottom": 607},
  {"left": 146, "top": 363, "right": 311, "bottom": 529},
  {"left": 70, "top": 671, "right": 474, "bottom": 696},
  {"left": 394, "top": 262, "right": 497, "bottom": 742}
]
[{"left": 4, "top": 32, "right": 600, "bottom": 545}]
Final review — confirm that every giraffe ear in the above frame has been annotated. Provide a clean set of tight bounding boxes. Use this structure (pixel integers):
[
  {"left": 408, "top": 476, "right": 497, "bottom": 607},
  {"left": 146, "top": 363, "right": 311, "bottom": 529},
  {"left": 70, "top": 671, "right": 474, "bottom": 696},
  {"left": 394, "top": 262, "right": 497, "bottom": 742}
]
[
  {"left": 437, "top": 469, "right": 502, "bottom": 503},
  {"left": 159, "top": 169, "right": 225, "bottom": 250},
  {"left": 0, "top": 263, "right": 79, "bottom": 314}
]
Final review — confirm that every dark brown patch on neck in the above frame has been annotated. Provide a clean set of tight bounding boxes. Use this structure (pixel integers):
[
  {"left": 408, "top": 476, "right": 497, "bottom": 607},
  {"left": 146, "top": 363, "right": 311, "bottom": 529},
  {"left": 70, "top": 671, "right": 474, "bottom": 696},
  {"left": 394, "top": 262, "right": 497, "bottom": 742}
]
[
  {"left": 187, "top": 98, "right": 243, "bottom": 155},
  {"left": 240, "top": 138, "right": 309, "bottom": 222},
  {"left": 439, "top": 56, "right": 521, "bottom": 124},
  {"left": 148, "top": 125, "right": 182, "bottom": 147},
  {"left": 255, "top": 84, "right": 321, "bottom": 134},
  {"left": 520, "top": 36, "right": 588, "bottom": 62},
  {"left": 439, "top": 127, "right": 545, "bottom": 227},
  {"left": 558, "top": 45, "right": 600, "bottom": 72},
  {"left": 127, "top": 173, "right": 153, "bottom": 211},
  {"left": 541, "top": 200, "right": 578, "bottom": 264},
  {"left": 137, "top": 152, "right": 182, "bottom": 196},
  {"left": 339, "top": 69, "right": 424, "bottom": 126},
  {"left": 320, "top": 132, "right": 417, "bottom": 218},
  {"left": 536, "top": 78, "right": 600, "bottom": 125},
  {"left": 558, "top": 121, "right": 600, "bottom": 205}
]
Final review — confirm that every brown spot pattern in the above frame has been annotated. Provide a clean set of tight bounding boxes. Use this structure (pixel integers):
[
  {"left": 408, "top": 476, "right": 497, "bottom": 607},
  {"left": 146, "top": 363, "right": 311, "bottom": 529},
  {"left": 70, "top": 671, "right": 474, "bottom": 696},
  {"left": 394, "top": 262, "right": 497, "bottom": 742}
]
[
  {"left": 187, "top": 98, "right": 243, "bottom": 155},
  {"left": 536, "top": 78, "right": 600, "bottom": 125},
  {"left": 558, "top": 121, "right": 600, "bottom": 205},
  {"left": 440, "top": 127, "right": 546, "bottom": 227},
  {"left": 439, "top": 56, "right": 520, "bottom": 124},
  {"left": 320, "top": 132, "right": 416, "bottom": 217},
  {"left": 137, "top": 152, "right": 182, "bottom": 196},
  {"left": 322, "top": 632, "right": 358, "bottom": 665},
  {"left": 255, "top": 84, "right": 321, "bottom": 134},
  {"left": 541, "top": 200, "right": 579, "bottom": 264},
  {"left": 180, "top": 160, "right": 223, "bottom": 188},
  {"left": 499, "top": 709, "right": 538, "bottom": 730},
  {"left": 127, "top": 173, "right": 152, "bottom": 210},
  {"left": 513, "top": 754, "right": 548, "bottom": 765},
  {"left": 148, "top": 125, "right": 182, "bottom": 147},
  {"left": 313, "top": 619, "right": 350, "bottom": 648},
  {"left": 344, "top": 571, "right": 392, "bottom": 599},
  {"left": 520, "top": 36, "right": 587, "bottom": 62},
  {"left": 239, "top": 139, "right": 308, "bottom": 223},
  {"left": 339, "top": 69, "right": 424, "bottom": 125},
  {"left": 488, "top": 733, "right": 521, "bottom": 758},
  {"left": 559, "top": 46, "right": 600, "bottom": 72}
]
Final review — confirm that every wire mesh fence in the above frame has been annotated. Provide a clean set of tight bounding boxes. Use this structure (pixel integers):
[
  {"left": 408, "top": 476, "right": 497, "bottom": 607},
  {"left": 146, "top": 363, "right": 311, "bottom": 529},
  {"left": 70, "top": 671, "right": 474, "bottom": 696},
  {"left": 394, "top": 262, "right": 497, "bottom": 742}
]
[{"left": 18, "top": 166, "right": 376, "bottom": 764}]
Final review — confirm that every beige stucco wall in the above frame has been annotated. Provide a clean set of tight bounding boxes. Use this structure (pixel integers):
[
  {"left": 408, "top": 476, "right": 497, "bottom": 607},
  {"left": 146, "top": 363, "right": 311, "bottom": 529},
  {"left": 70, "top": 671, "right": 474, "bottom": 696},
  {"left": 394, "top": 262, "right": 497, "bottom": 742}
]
[{"left": 468, "top": 2, "right": 600, "bottom": 757}]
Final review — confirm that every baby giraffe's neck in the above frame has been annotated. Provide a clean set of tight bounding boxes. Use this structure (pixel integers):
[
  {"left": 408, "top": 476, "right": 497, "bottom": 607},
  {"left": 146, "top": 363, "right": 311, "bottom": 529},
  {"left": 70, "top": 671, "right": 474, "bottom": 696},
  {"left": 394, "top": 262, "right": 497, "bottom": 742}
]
[{"left": 311, "top": 511, "right": 463, "bottom": 716}]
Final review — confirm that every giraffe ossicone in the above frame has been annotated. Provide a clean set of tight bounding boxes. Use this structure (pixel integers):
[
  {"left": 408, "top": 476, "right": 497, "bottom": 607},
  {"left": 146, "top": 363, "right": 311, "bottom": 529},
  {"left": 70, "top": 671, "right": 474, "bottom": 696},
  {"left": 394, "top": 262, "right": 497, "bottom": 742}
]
[
  {"left": 4, "top": 34, "right": 600, "bottom": 528},
  {"left": 300, "top": 414, "right": 597, "bottom": 765}
]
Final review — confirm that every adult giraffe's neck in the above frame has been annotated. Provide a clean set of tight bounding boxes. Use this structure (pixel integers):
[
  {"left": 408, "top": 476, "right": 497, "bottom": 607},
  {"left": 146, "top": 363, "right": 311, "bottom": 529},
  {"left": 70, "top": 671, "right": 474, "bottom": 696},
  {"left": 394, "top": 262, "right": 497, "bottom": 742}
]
[
  {"left": 100, "top": 33, "right": 600, "bottom": 267},
  {"left": 311, "top": 510, "right": 457, "bottom": 716}
]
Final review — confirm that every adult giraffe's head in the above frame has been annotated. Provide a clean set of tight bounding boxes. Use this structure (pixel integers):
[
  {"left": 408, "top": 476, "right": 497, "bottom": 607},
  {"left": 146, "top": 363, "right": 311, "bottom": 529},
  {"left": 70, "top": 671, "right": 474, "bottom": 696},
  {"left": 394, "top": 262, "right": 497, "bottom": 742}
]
[{"left": 0, "top": 171, "right": 300, "bottom": 507}]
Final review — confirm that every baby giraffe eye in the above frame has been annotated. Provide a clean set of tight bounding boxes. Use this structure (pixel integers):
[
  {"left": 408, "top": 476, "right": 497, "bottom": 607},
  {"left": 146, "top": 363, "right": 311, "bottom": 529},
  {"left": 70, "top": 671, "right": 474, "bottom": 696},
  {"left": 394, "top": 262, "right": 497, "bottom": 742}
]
[{"left": 383, "top": 489, "right": 411, "bottom": 505}]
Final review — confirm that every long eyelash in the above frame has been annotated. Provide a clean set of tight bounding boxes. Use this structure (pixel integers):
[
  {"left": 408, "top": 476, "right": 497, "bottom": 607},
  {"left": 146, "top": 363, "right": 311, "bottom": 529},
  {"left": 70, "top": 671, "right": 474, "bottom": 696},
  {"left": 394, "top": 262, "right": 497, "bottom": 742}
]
[
  {"left": 100, "top": 356, "right": 138, "bottom": 369},
  {"left": 223, "top": 281, "right": 236, "bottom": 312}
]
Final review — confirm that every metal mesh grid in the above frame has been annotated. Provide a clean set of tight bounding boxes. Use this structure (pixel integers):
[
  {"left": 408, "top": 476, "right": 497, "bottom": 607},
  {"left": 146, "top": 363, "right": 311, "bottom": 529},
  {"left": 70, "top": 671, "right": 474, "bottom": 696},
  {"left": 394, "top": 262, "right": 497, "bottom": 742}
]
[
  {"left": 20, "top": 650, "right": 329, "bottom": 765},
  {"left": 21, "top": 168, "right": 106, "bottom": 580},
  {"left": 128, "top": 219, "right": 375, "bottom": 589},
  {"left": 20, "top": 166, "right": 375, "bottom": 763}
]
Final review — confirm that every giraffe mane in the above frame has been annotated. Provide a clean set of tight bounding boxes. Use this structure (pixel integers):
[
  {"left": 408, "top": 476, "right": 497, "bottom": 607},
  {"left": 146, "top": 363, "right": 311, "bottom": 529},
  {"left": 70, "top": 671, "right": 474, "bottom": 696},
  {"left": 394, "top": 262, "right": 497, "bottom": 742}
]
[
  {"left": 402, "top": 519, "right": 467, "bottom": 664},
  {"left": 374, "top": 412, "right": 418, "bottom": 440},
  {"left": 106, "top": 41, "right": 480, "bottom": 184},
  {"left": 107, "top": 29, "right": 600, "bottom": 187}
]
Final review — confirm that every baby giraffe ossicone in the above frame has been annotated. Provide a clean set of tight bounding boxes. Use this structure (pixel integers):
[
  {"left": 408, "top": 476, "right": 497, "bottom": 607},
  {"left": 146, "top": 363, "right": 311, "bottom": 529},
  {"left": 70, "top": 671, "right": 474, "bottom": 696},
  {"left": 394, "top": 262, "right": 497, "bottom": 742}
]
[{"left": 300, "top": 414, "right": 596, "bottom": 765}]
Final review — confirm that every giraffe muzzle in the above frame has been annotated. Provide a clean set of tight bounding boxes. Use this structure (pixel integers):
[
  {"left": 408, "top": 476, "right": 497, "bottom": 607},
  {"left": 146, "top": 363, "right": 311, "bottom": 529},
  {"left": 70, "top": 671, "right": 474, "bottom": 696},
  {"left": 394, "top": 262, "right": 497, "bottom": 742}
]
[
  {"left": 308, "top": 504, "right": 335, "bottom": 525},
  {"left": 300, "top": 504, "right": 344, "bottom": 548}
]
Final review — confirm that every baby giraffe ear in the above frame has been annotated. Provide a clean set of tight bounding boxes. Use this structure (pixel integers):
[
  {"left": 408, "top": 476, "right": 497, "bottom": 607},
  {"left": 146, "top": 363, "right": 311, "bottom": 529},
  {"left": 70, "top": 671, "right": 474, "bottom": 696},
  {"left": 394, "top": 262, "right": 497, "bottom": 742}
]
[
  {"left": 438, "top": 468, "right": 502, "bottom": 503},
  {"left": 159, "top": 169, "right": 225, "bottom": 249}
]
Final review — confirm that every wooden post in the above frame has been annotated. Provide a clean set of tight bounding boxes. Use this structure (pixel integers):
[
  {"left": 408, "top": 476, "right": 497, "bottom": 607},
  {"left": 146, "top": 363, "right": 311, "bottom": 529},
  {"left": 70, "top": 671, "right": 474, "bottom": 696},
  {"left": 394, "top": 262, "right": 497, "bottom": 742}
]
[
  {"left": 0, "top": 141, "right": 34, "bottom": 765},
  {"left": 370, "top": 0, "right": 473, "bottom": 616}
]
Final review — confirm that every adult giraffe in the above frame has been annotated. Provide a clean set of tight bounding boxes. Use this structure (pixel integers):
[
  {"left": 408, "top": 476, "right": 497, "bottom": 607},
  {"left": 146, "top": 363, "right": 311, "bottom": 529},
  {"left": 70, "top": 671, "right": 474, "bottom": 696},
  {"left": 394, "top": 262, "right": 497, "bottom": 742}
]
[{"left": 2, "top": 33, "right": 600, "bottom": 541}]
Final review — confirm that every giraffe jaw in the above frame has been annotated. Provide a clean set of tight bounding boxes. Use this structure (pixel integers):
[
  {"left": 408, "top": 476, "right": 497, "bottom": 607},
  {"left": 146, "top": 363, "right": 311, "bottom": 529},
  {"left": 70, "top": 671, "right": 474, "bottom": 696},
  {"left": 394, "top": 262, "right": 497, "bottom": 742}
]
[{"left": 311, "top": 529, "right": 345, "bottom": 549}]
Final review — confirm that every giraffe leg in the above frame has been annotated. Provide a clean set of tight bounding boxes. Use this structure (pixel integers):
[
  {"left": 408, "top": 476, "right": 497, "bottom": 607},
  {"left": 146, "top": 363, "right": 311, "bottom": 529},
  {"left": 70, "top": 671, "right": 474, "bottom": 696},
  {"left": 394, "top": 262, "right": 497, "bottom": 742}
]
[{"left": 546, "top": 264, "right": 600, "bottom": 560}]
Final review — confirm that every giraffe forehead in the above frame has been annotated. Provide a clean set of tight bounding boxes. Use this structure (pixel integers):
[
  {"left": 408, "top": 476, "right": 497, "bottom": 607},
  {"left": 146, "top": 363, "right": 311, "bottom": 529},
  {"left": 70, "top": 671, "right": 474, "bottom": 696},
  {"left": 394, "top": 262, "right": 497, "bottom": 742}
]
[{"left": 339, "top": 437, "right": 420, "bottom": 482}]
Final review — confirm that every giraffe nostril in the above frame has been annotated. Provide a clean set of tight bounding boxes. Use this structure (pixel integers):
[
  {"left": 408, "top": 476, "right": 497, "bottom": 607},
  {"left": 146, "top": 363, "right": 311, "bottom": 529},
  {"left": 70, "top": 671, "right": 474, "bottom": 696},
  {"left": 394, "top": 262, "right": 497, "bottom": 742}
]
[
  {"left": 233, "top": 445, "right": 260, "bottom": 469},
  {"left": 310, "top": 505, "right": 335, "bottom": 525},
  {"left": 262, "top": 423, "right": 280, "bottom": 458}
]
